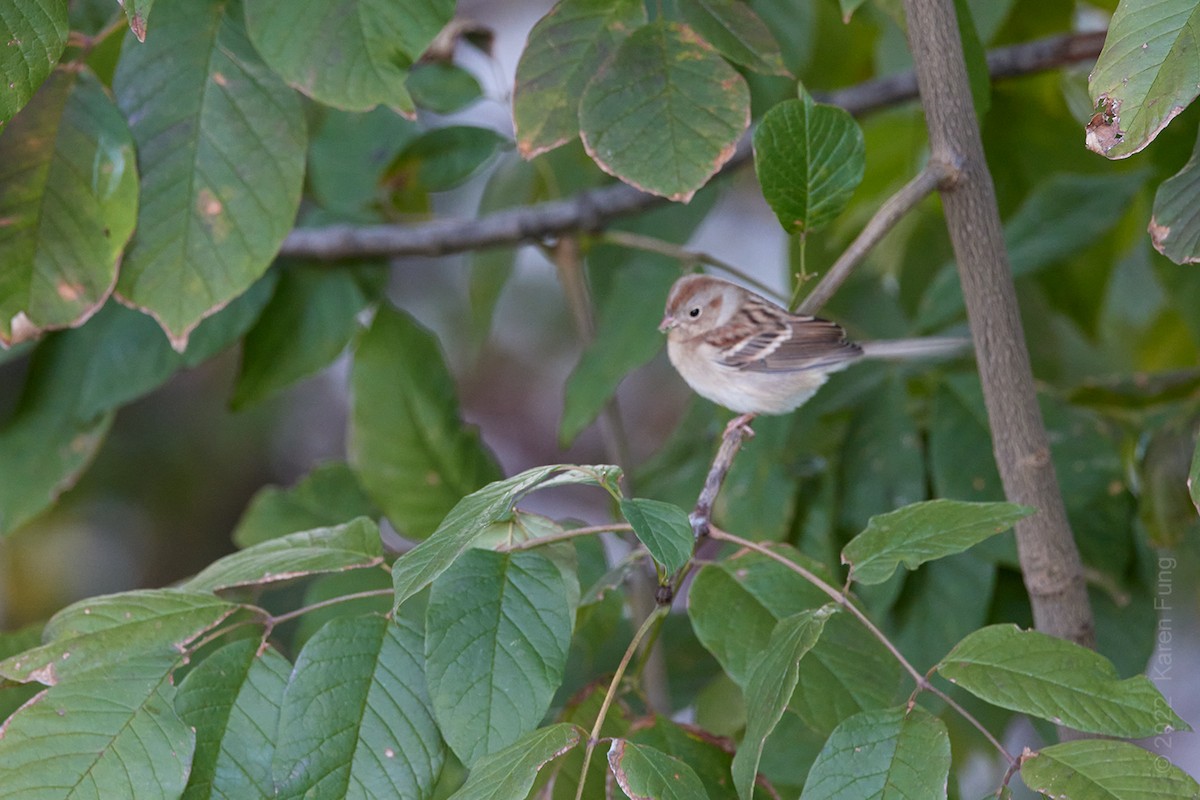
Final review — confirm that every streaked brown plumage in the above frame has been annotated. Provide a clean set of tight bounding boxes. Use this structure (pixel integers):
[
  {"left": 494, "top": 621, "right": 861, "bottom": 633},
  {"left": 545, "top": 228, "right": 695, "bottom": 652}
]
[{"left": 659, "top": 274, "right": 967, "bottom": 416}]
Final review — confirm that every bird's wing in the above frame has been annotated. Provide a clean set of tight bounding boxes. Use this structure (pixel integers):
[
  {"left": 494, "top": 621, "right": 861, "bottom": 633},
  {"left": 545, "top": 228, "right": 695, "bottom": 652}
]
[{"left": 713, "top": 316, "right": 862, "bottom": 373}]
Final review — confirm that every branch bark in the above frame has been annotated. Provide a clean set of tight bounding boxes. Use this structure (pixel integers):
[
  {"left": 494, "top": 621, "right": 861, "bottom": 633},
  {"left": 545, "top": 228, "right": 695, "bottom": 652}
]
[
  {"left": 904, "top": 0, "right": 1094, "bottom": 647},
  {"left": 278, "top": 32, "right": 1104, "bottom": 262}
]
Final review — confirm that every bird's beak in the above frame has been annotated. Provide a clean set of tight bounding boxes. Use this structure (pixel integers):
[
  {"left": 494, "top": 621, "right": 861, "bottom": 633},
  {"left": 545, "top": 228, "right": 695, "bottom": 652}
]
[{"left": 658, "top": 314, "right": 676, "bottom": 333}]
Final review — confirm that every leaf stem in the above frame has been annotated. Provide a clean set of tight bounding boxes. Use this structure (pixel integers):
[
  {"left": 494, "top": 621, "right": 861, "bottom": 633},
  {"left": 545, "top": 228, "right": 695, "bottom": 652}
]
[
  {"left": 707, "top": 525, "right": 1015, "bottom": 766},
  {"left": 497, "top": 523, "right": 633, "bottom": 552},
  {"left": 600, "top": 230, "right": 787, "bottom": 304},
  {"left": 574, "top": 605, "right": 670, "bottom": 800},
  {"left": 266, "top": 588, "right": 394, "bottom": 628}
]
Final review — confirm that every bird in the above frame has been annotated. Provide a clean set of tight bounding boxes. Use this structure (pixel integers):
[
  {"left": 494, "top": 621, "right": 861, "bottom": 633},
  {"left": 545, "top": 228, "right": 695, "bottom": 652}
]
[{"left": 659, "top": 274, "right": 968, "bottom": 432}]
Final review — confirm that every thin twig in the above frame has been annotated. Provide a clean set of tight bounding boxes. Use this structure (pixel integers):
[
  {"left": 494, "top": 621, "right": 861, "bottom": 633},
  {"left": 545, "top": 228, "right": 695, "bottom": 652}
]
[
  {"left": 797, "top": 161, "right": 955, "bottom": 315},
  {"left": 497, "top": 522, "right": 633, "bottom": 552},
  {"left": 574, "top": 606, "right": 670, "bottom": 800},
  {"left": 600, "top": 231, "right": 787, "bottom": 304},
  {"left": 266, "top": 588, "right": 394, "bottom": 628},
  {"left": 707, "top": 525, "right": 1015, "bottom": 766},
  {"left": 276, "top": 32, "right": 1104, "bottom": 263},
  {"left": 690, "top": 420, "right": 755, "bottom": 538}
]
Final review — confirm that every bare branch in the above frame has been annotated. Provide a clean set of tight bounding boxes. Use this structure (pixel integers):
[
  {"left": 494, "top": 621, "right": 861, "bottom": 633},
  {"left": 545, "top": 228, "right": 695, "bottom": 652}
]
[
  {"left": 278, "top": 32, "right": 1105, "bottom": 263},
  {"left": 904, "top": 0, "right": 1094, "bottom": 647}
]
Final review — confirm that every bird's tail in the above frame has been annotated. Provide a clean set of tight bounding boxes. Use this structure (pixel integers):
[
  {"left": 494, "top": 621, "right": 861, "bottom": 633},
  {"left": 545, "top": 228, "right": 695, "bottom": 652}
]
[{"left": 859, "top": 337, "right": 972, "bottom": 361}]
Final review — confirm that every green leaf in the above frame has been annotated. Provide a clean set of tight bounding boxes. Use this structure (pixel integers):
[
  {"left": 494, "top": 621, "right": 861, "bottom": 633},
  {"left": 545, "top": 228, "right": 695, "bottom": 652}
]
[
  {"left": 0, "top": 589, "right": 237, "bottom": 684},
  {"left": 112, "top": 0, "right": 306, "bottom": 349},
  {"left": 558, "top": 261, "right": 672, "bottom": 446},
  {"left": 1021, "top": 740, "right": 1200, "bottom": 800},
  {"left": 608, "top": 740, "right": 709, "bottom": 800},
  {"left": 244, "top": 0, "right": 453, "bottom": 115},
  {"left": 1191, "top": 431, "right": 1200, "bottom": 517},
  {"left": 841, "top": 499, "right": 1032, "bottom": 585},
  {"left": 0, "top": 0, "right": 68, "bottom": 126},
  {"left": 307, "top": 106, "right": 417, "bottom": 215},
  {"left": 233, "top": 461, "right": 377, "bottom": 547},
  {"left": 919, "top": 172, "right": 1147, "bottom": 328},
  {"left": 892, "top": 553, "right": 996, "bottom": 673},
  {"left": 183, "top": 517, "right": 383, "bottom": 595},
  {"left": 928, "top": 378, "right": 1003, "bottom": 502},
  {"left": 938, "top": 624, "right": 1189, "bottom": 737},
  {"left": 273, "top": 614, "right": 444, "bottom": 799},
  {"left": 350, "top": 304, "right": 502, "bottom": 538},
  {"left": 628, "top": 719, "right": 738, "bottom": 800},
  {"left": 391, "top": 464, "right": 619, "bottom": 609},
  {"left": 1087, "top": 2, "right": 1200, "bottom": 158},
  {"left": 687, "top": 548, "right": 902, "bottom": 734},
  {"left": 753, "top": 89, "right": 865, "bottom": 235},
  {"left": 953, "top": 0, "right": 991, "bottom": 117},
  {"left": 232, "top": 264, "right": 367, "bottom": 409},
  {"left": 426, "top": 549, "right": 575, "bottom": 766},
  {"left": 513, "top": 0, "right": 646, "bottom": 158},
  {"left": 732, "top": 606, "right": 836, "bottom": 800},
  {"left": 799, "top": 706, "right": 951, "bottom": 800},
  {"left": 838, "top": 375, "right": 925, "bottom": 536},
  {"left": 447, "top": 723, "right": 586, "bottom": 800},
  {"left": 1151, "top": 126, "right": 1200, "bottom": 264},
  {"left": 0, "top": 655, "right": 195, "bottom": 799},
  {"left": 0, "top": 67, "right": 137, "bottom": 346},
  {"left": 620, "top": 498, "right": 694, "bottom": 574},
  {"left": 0, "top": 394, "right": 112, "bottom": 537},
  {"left": 383, "top": 125, "right": 507, "bottom": 208},
  {"left": 407, "top": 63, "right": 482, "bottom": 114},
  {"left": 71, "top": 274, "right": 275, "bottom": 420},
  {"left": 175, "top": 640, "right": 291, "bottom": 800},
  {"left": 679, "top": 0, "right": 789, "bottom": 76},
  {"left": 580, "top": 21, "right": 749, "bottom": 202},
  {"left": 714, "top": 414, "right": 798, "bottom": 541},
  {"left": 121, "top": 0, "right": 155, "bottom": 40}
]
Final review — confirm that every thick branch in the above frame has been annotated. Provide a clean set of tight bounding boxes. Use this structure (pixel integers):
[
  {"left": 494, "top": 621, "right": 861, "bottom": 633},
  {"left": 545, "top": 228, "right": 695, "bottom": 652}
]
[
  {"left": 278, "top": 32, "right": 1104, "bottom": 262},
  {"left": 904, "top": 0, "right": 1094, "bottom": 647}
]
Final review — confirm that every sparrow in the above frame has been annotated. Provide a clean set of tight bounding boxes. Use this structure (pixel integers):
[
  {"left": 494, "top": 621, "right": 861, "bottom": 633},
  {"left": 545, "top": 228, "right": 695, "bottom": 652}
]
[{"left": 659, "top": 274, "right": 967, "bottom": 427}]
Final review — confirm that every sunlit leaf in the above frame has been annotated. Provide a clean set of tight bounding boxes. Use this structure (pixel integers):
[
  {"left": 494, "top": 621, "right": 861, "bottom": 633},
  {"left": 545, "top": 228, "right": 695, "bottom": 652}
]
[{"left": 1151, "top": 127, "right": 1200, "bottom": 264}]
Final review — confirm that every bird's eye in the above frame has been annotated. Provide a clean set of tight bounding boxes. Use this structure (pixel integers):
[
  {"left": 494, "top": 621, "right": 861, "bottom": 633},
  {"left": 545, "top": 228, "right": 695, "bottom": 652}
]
[{"left": 688, "top": 307, "right": 701, "bottom": 318}]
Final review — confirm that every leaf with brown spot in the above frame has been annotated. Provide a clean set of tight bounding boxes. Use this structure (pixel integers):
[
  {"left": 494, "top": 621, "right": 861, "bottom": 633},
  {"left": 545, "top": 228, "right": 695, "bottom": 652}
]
[{"left": 607, "top": 739, "right": 709, "bottom": 800}]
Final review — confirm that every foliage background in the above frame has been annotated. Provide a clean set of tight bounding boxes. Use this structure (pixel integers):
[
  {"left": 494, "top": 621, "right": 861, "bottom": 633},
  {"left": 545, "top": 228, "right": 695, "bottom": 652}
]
[{"left": 2, "top": 0, "right": 1200, "bottom": 794}]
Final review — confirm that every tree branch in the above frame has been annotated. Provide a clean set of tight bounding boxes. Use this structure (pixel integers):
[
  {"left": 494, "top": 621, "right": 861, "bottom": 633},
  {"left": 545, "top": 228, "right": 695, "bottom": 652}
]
[
  {"left": 277, "top": 32, "right": 1104, "bottom": 263},
  {"left": 797, "top": 160, "right": 953, "bottom": 315},
  {"left": 904, "top": 0, "right": 1094, "bottom": 648}
]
